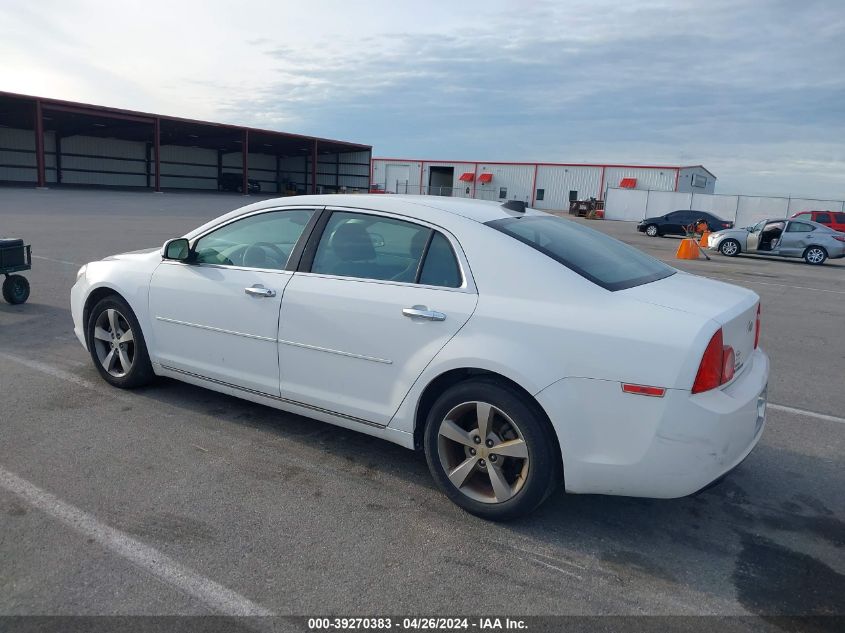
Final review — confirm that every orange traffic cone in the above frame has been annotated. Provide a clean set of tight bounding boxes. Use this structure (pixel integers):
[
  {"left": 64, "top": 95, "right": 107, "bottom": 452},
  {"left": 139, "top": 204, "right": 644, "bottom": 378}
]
[
  {"left": 699, "top": 230, "right": 710, "bottom": 247},
  {"left": 675, "top": 238, "right": 700, "bottom": 260}
]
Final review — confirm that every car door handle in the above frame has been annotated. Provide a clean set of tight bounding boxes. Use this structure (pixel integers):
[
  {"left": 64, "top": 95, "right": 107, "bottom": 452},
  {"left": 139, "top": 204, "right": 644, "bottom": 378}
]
[
  {"left": 244, "top": 285, "right": 276, "bottom": 298},
  {"left": 402, "top": 307, "right": 446, "bottom": 321}
]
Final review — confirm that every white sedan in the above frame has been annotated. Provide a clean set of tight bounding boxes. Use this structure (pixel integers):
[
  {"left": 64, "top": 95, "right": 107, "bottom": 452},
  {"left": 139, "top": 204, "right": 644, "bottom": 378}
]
[{"left": 71, "top": 195, "right": 769, "bottom": 519}]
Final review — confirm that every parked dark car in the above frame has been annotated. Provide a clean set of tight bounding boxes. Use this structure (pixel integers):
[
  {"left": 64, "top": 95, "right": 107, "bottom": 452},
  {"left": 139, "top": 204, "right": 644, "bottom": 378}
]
[
  {"left": 218, "top": 173, "right": 261, "bottom": 194},
  {"left": 637, "top": 210, "right": 733, "bottom": 237}
]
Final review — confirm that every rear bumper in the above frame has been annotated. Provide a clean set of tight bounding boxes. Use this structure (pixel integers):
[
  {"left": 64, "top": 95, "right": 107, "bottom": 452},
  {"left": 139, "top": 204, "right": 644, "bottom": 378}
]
[{"left": 536, "top": 348, "right": 769, "bottom": 498}]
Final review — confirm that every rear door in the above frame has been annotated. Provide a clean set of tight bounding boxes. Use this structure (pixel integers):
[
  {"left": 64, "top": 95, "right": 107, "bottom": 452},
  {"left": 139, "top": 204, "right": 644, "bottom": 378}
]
[
  {"left": 779, "top": 221, "right": 817, "bottom": 257},
  {"left": 664, "top": 211, "right": 687, "bottom": 235},
  {"left": 278, "top": 208, "right": 477, "bottom": 426}
]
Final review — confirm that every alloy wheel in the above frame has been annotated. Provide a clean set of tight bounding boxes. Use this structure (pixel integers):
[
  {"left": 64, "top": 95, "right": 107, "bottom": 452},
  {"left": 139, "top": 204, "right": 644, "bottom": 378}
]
[
  {"left": 806, "top": 248, "right": 825, "bottom": 264},
  {"left": 92, "top": 308, "right": 135, "bottom": 378},
  {"left": 721, "top": 241, "right": 738, "bottom": 256},
  {"left": 646, "top": 225, "right": 658, "bottom": 237},
  {"left": 437, "top": 401, "right": 530, "bottom": 504}
]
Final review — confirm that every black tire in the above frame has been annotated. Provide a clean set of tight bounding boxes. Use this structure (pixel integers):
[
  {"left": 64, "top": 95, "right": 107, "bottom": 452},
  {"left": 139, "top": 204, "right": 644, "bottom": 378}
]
[
  {"left": 423, "top": 377, "right": 560, "bottom": 521},
  {"left": 2, "top": 274, "right": 30, "bottom": 304},
  {"left": 645, "top": 224, "right": 660, "bottom": 237},
  {"left": 86, "top": 295, "right": 154, "bottom": 389},
  {"left": 803, "top": 246, "right": 827, "bottom": 265},
  {"left": 719, "top": 239, "right": 741, "bottom": 257}
]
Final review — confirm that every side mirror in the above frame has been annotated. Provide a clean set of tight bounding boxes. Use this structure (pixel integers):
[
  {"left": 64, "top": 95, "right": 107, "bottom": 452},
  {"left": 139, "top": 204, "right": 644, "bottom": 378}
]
[{"left": 162, "top": 238, "right": 190, "bottom": 261}]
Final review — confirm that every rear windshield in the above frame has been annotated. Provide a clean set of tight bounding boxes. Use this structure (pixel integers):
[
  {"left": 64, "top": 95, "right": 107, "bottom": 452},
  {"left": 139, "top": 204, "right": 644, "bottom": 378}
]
[{"left": 487, "top": 215, "right": 675, "bottom": 291}]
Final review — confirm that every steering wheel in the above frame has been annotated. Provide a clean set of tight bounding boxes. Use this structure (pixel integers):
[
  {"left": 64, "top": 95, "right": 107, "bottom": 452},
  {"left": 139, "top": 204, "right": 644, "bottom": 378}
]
[{"left": 243, "top": 242, "right": 287, "bottom": 268}]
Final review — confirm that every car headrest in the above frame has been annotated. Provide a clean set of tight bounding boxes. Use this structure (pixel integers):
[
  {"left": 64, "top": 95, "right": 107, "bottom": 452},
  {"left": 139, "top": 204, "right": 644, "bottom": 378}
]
[{"left": 330, "top": 222, "right": 376, "bottom": 261}]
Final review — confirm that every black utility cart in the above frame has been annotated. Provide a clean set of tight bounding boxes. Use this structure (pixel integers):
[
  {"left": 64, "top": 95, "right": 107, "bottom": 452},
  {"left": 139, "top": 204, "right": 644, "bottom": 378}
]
[{"left": 0, "top": 238, "right": 32, "bottom": 304}]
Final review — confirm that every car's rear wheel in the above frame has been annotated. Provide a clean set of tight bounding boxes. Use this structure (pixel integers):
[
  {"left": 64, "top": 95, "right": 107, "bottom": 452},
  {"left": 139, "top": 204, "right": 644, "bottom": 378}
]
[
  {"left": 719, "top": 239, "right": 740, "bottom": 257},
  {"left": 645, "top": 224, "right": 659, "bottom": 237},
  {"left": 87, "top": 295, "right": 154, "bottom": 388},
  {"left": 804, "top": 246, "right": 827, "bottom": 265},
  {"left": 423, "top": 378, "right": 559, "bottom": 520}
]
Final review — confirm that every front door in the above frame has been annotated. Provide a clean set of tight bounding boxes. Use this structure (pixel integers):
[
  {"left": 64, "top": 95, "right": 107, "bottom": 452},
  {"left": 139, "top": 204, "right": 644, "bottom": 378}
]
[
  {"left": 278, "top": 209, "right": 477, "bottom": 426},
  {"left": 148, "top": 207, "right": 318, "bottom": 395}
]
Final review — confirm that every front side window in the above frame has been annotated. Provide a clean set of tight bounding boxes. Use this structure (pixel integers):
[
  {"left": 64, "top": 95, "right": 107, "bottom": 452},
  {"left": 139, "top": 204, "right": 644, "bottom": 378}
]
[
  {"left": 816, "top": 213, "right": 831, "bottom": 224},
  {"left": 835, "top": 213, "right": 845, "bottom": 223},
  {"left": 193, "top": 209, "right": 315, "bottom": 269},
  {"left": 487, "top": 215, "right": 674, "bottom": 291}
]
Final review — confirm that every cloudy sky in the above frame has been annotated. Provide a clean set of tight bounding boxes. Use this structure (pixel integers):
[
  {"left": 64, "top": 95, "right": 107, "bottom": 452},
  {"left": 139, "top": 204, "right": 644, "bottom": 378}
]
[{"left": 1, "top": 0, "right": 843, "bottom": 198}]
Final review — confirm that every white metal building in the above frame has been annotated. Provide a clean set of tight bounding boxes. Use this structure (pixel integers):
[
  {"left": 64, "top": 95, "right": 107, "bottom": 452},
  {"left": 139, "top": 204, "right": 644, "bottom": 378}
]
[{"left": 372, "top": 158, "right": 716, "bottom": 211}]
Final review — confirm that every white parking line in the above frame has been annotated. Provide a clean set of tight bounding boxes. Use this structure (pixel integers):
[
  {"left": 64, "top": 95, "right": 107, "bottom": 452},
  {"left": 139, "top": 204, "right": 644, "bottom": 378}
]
[
  {"left": 31, "top": 254, "right": 80, "bottom": 266},
  {"left": 0, "top": 352, "right": 99, "bottom": 391},
  {"left": 714, "top": 276, "right": 845, "bottom": 295},
  {"left": 769, "top": 403, "right": 845, "bottom": 425},
  {"left": 0, "top": 466, "right": 274, "bottom": 616}
]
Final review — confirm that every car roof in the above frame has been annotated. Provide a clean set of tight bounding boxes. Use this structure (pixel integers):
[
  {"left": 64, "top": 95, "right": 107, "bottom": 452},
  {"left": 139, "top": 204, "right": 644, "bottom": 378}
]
[{"left": 185, "top": 194, "right": 545, "bottom": 239}]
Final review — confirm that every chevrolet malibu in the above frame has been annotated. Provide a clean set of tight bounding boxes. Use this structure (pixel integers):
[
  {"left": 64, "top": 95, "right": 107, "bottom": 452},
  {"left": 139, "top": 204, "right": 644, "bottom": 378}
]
[{"left": 71, "top": 195, "right": 769, "bottom": 519}]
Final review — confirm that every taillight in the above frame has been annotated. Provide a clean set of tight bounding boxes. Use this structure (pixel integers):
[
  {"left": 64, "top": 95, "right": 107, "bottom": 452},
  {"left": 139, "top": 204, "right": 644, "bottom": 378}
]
[
  {"left": 833, "top": 236, "right": 845, "bottom": 243},
  {"left": 754, "top": 303, "right": 761, "bottom": 349},
  {"left": 692, "top": 328, "right": 735, "bottom": 393}
]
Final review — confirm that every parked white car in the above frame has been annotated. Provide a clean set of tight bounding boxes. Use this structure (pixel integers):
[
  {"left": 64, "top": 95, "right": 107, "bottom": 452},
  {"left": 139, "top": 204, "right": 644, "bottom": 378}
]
[{"left": 71, "top": 195, "right": 769, "bottom": 519}]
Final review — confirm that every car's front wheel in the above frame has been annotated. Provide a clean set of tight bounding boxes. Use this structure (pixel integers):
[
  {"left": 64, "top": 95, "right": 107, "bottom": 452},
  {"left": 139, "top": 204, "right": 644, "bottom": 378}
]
[
  {"left": 645, "top": 224, "right": 659, "bottom": 237},
  {"left": 719, "top": 239, "right": 740, "bottom": 257},
  {"left": 87, "top": 295, "right": 154, "bottom": 388},
  {"left": 803, "top": 246, "right": 827, "bottom": 265},
  {"left": 424, "top": 378, "right": 559, "bottom": 520}
]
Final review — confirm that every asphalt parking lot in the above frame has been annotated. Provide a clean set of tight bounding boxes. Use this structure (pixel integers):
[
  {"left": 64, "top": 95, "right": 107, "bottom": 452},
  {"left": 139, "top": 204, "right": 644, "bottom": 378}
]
[{"left": 0, "top": 189, "right": 843, "bottom": 623}]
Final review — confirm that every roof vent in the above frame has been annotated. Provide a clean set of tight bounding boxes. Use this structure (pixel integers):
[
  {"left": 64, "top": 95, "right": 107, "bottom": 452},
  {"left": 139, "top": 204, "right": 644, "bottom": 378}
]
[{"left": 502, "top": 200, "right": 526, "bottom": 213}]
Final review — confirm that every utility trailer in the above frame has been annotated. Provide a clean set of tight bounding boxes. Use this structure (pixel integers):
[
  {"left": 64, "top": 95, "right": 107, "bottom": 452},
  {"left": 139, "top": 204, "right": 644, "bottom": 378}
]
[{"left": 0, "top": 238, "right": 31, "bottom": 304}]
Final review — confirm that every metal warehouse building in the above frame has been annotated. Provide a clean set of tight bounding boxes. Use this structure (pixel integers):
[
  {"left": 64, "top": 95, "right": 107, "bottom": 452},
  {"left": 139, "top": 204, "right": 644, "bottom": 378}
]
[
  {"left": 372, "top": 158, "right": 716, "bottom": 211},
  {"left": 0, "top": 92, "right": 371, "bottom": 195}
]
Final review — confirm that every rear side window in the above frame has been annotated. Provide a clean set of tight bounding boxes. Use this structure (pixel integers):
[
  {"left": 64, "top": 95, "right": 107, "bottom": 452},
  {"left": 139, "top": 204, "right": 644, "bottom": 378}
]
[
  {"left": 835, "top": 213, "right": 845, "bottom": 224},
  {"left": 816, "top": 213, "right": 831, "bottom": 223},
  {"left": 419, "top": 232, "right": 461, "bottom": 288},
  {"left": 487, "top": 215, "right": 675, "bottom": 291},
  {"left": 786, "top": 222, "right": 814, "bottom": 232},
  {"left": 310, "top": 211, "right": 462, "bottom": 288}
]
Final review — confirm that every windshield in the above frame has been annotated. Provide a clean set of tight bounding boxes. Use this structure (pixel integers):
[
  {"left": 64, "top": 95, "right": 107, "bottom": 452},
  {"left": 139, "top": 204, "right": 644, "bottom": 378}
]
[{"left": 487, "top": 215, "right": 675, "bottom": 291}]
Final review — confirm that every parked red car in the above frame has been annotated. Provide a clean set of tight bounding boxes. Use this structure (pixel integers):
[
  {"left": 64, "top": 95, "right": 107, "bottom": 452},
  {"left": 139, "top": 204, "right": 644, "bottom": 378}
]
[{"left": 790, "top": 210, "right": 845, "bottom": 232}]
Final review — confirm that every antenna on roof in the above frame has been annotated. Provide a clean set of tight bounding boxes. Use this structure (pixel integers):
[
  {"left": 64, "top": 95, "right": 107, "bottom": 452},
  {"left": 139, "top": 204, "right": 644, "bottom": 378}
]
[{"left": 502, "top": 200, "right": 526, "bottom": 213}]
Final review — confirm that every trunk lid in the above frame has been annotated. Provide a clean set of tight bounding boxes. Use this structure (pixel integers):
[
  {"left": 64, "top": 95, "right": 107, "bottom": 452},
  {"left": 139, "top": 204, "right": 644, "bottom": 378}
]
[{"left": 619, "top": 271, "right": 759, "bottom": 379}]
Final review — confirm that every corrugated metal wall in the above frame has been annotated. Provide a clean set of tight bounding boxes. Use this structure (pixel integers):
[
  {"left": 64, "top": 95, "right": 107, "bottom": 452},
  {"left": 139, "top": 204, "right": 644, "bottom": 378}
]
[
  {"left": 534, "top": 165, "right": 602, "bottom": 210},
  {"left": 678, "top": 167, "right": 716, "bottom": 194},
  {"left": 602, "top": 167, "right": 677, "bottom": 198},
  {"left": 158, "top": 145, "right": 217, "bottom": 190},
  {"left": 476, "top": 163, "right": 534, "bottom": 202}
]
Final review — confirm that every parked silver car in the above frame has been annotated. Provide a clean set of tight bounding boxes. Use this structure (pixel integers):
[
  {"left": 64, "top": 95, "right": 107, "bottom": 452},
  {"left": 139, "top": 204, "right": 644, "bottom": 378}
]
[{"left": 707, "top": 218, "right": 845, "bottom": 265}]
